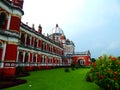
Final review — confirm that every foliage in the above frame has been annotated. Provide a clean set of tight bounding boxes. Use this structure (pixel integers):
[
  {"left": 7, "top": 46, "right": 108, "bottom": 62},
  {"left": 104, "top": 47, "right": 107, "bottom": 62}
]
[
  {"left": 15, "top": 66, "right": 29, "bottom": 77},
  {"left": 64, "top": 68, "right": 70, "bottom": 72},
  {"left": 91, "top": 58, "right": 96, "bottom": 62},
  {"left": 88, "top": 54, "right": 120, "bottom": 90},
  {"left": 71, "top": 62, "right": 76, "bottom": 70},
  {"left": 86, "top": 71, "right": 94, "bottom": 82},
  {"left": 15, "top": 66, "right": 24, "bottom": 75}
]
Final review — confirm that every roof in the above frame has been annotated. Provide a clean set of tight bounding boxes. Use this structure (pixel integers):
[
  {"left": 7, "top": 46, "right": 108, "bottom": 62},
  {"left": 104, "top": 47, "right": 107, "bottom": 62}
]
[{"left": 72, "top": 50, "right": 91, "bottom": 56}]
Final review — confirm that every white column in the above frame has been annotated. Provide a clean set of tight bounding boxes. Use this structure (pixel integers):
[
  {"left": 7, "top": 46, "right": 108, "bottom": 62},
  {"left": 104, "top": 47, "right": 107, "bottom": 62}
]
[
  {"left": 23, "top": 52, "right": 25, "bottom": 62},
  {"left": 28, "top": 53, "right": 30, "bottom": 63},
  {"left": 1, "top": 42, "right": 7, "bottom": 68},
  {"left": 16, "top": 50, "right": 19, "bottom": 66},
  {"left": 25, "top": 34, "right": 27, "bottom": 45},
  {"left": 42, "top": 56, "right": 44, "bottom": 64},
  {"left": 32, "top": 53, "right": 34, "bottom": 63},
  {"left": 28, "top": 52, "right": 30, "bottom": 66},
  {"left": 7, "top": 14, "right": 11, "bottom": 30},
  {"left": 35, "top": 54, "right": 38, "bottom": 66},
  {"left": 36, "top": 54, "right": 38, "bottom": 63}
]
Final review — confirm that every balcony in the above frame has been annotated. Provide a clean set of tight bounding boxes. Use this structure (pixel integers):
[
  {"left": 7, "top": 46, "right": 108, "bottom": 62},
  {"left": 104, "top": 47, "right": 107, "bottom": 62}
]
[{"left": 0, "top": 29, "right": 19, "bottom": 39}]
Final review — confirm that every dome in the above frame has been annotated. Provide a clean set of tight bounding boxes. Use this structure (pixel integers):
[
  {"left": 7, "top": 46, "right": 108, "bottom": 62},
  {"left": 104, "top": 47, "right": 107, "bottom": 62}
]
[{"left": 51, "top": 24, "right": 64, "bottom": 35}]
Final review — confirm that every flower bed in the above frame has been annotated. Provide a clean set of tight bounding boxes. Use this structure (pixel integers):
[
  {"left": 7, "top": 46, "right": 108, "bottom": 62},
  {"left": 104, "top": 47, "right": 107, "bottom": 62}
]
[
  {"left": 0, "top": 78, "right": 27, "bottom": 89},
  {"left": 87, "top": 54, "right": 120, "bottom": 90}
]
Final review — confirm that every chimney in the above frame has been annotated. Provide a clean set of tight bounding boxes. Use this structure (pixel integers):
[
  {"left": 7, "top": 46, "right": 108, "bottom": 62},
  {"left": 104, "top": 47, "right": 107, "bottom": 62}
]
[
  {"left": 12, "top": 0, "right": 24, "bottom": 9},
  {"left": 26, "top": 22, "right": 28, "bottom": 25},
  {"left": 32, "top": 24, "right": 35, "bottom": 30},
  {"left": 38, "top": 24, "right": 42, "bottom": 34}
]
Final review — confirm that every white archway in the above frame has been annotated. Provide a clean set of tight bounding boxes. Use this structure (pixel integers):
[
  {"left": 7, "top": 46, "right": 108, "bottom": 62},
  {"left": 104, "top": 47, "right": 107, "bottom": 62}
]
[{"left": 78, "top": 59, "right": 85, "bottom": 66}]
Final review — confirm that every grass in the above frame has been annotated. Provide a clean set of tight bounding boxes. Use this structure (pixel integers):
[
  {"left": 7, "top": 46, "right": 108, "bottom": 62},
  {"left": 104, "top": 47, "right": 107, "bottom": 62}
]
[{"left": 5, "top": 68, "right": 100, "bottom": 90}]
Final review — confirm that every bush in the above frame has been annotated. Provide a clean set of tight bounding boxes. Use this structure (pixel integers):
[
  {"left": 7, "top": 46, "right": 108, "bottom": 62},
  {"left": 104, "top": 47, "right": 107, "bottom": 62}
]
[
  {"left": 64, "top": 68, "right": 70, "bottom": 72},
  {"left": 15, "top": 66, "right": 30, "bottom": 77},
  {"left": 71, "top": 68, "right": 75, "bottom": 70},
  {"left": 71, "top": 62, "right": 76, "bottom": 70},
  {"left": 15, "top": 66, "right": 24, "bottom": 75},
  {"left": 88, "top": 54, "right": 120, "bottom": 90},
  {"left": 86, "top": 71, "right": 94, "bottom": 82}
]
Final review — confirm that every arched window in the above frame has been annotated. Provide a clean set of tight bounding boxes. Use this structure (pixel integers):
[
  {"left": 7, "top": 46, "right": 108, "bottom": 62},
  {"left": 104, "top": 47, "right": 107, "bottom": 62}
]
[
  {"left": 0, "top": 12, "right": 7, "bottom": 28},
  {"left": 18, "top": 52, "right": 23, "bottom": 63},
  {"left": 21, "top": 33, "right": 25, "bottom": 44},
  {"left": 34, "top": 39, "right": 37, "bottom": 47},
  {"left": 26, "top": 35, "right": 30, "bottom": 45},
  {"left": 42, "top": 42, "right": 45, "bottom": 50},
  {"left": 33, "top": 54, "right": 36, "bottom": 62},
  {"left": 40, "top": 55, "right": 43, "bottom": 63},
  {"left": 24, "top": 53, "right": 29, "bottom": 63}
]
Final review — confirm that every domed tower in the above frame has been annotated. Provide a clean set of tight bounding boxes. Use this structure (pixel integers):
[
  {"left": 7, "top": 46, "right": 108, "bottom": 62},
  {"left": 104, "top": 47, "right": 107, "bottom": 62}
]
[
  {"left": 49, "top": 24, "right": 65, "bottom": 43},
  {"left": 0, "top": 0, "right": 24, "bottom": 77}
]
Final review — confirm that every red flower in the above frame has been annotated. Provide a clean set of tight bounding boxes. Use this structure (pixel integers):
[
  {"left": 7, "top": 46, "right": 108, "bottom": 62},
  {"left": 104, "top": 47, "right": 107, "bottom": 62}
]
[
  {"left": 90, "top": 78, "right": 93, "bottom": 81},
  {"left": 99, "top": 75, "right": 104, "bottom": 79},
  {"left": 111, "top": 57, "right": 117, "bottom": 61},
  {"left": 118, "top": 62, "right": 120, "bottom": 65},
  {"left": 96, "top": 72, "right": 99, "bottom": 75},
  {"left": 114, "top": 71, "right": 118, "bottom": 75},
  {"left": 114, "top": 78, "right": 117, "bottom": 81},
  {"left": 107, "top": 70, "right": 111, "bottom": 73},
  {"left": 93, "top": 62, "right": 96, "bottom": 67}
]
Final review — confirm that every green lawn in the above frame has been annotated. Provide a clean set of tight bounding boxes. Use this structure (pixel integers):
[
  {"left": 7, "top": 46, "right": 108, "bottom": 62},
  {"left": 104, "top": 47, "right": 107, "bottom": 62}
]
[{"left": 5, "top": 68, "right": 100, "bottom": 90}]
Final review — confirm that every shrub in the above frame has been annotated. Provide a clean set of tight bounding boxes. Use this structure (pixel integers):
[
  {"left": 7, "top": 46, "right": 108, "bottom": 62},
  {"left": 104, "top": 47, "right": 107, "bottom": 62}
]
[
  {"left": 64, "top": 68, "right": 70, "bottom": 72},
  {"left": 15, "top": 66, "right": 30, "bottom": 77},
  {"left": 15, "top": 66, "right": 24, "bottom": 75},
  {"left": 86, "top": 71, "right": 94, "bottom": 82},
  {"left": 71, "top": 62, "right": 76, "bottom": 70},
  {"left": 88, "top": 54, "right": 120, "bottom": 90}
]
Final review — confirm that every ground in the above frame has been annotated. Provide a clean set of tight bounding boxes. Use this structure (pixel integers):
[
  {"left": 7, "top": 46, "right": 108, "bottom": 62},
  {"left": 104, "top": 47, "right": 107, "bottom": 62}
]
[{"left": 4, "top": 68, "right": 100, "bottom": 90}]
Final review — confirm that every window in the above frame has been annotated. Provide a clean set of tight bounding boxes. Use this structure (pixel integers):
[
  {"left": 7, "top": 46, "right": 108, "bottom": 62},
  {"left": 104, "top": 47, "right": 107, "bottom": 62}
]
[
  {"left": 0, "top": 12, "right": 7, "bottom": 28},
  {"left": 0, "top": 42, "right": 2, "bottom": 48},
  {"left": 24, "top": 53, "right": 29, "bottom": 63},
  {"left": 18, "top": 52, "right": 23, "bottom": 63},
  {"left": 21, "top": 33, "right": 25, "bottom": 44},
  {"left": 33, "top": 54, "right": 36, "bottom": 62},
  {"left": 34, "top": 39, "right": 37, "bottom": 47},
  {"left": 26, "top": 35, "right": 30, "bottom": 45}
]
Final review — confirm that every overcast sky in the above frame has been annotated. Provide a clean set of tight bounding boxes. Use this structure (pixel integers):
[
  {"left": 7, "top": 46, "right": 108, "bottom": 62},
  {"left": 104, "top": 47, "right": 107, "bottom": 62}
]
[{"left": 22, "top": 0, "right": 120, "bottom": 58}]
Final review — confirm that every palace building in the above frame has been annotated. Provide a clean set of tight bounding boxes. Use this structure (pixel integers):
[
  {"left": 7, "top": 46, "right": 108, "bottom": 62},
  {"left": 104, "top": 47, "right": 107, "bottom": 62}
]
[{"left": 0, "top": 0, "right": 91, "bottom": 77}]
